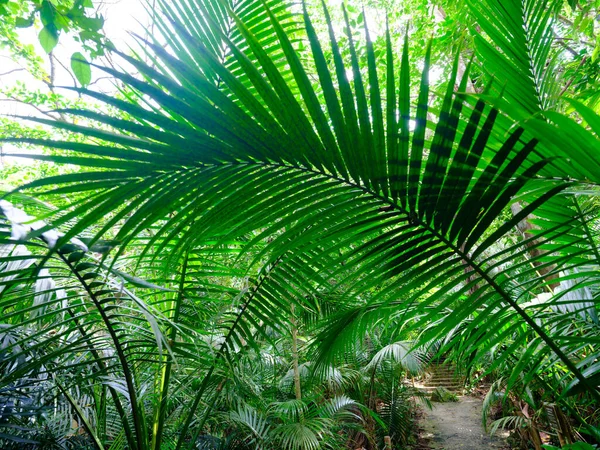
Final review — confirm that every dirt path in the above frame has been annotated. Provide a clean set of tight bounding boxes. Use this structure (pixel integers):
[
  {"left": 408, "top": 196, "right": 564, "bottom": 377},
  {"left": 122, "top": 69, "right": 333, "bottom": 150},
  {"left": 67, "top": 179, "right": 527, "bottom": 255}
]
[{"left": 418, "top": 396, "right": 509, "bottom": 449}]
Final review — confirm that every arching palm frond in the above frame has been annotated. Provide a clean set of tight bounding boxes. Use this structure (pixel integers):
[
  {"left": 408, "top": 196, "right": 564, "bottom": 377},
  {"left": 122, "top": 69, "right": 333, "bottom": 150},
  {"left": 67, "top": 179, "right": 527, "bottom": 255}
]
[
  {"left": 0, "top": 201, "right": 176, "bottom": 450},
  {"left": 469, "top": 0, "right": 561, "bottom": 116},
  {"left": 228, "top": 404, "right": 271, "bottom": 447},
  {"left": 2, "top": 0, "right": 600, "bottom": 447},
  {"left": 366, "top": 341, "right": 425, "bottom": 375},
  {"left": 153, "top": 0, "right": 300, "bottom": 91},
  {"left": 467, "top": 0, "right": 600, "bottom": 182}
]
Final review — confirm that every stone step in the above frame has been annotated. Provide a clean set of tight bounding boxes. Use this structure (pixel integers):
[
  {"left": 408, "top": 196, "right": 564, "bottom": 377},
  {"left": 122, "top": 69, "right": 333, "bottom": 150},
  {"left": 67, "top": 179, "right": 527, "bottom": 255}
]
[
  {"left": 424, "top": 384, "right": 462, "bottom": 388},
  {"left": 429, "top": 380, "right": 462, "bottom": 385},
  {"left": 425, "top": 380, "right": 463, "bottom": 385},
  {"left": 428, "top": 366, "right": 460, "bottom": 373},
  {"left": 419, "top": 383, "right": 463, "bottom": 387},
  {"left": 431, "top": 370, "right": 461, "bottom": 376},
  {"left": 416, "top": 386, "right": 463, "bottom": 394},
  {"left": 425, "top": 381, "right": 463, "bottom": 385},
  {"left": 430, "top": 376, "right": 461, "bottom": 380}
]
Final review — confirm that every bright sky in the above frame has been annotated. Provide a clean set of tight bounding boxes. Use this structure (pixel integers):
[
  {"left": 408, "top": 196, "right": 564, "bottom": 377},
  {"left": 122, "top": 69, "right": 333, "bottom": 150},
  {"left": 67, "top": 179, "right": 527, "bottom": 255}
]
[
  {"left": 1, "top": 0, "right": 150, "bottom": 91},
  {"left": 0, "top": 0, "right": 149, "bottom": 170}
]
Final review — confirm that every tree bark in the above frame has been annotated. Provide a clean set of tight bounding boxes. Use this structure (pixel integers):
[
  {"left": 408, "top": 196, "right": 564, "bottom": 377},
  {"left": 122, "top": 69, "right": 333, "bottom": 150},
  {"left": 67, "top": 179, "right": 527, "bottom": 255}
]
[{"left": 291, "top": 304, "right": 302, "bottom": 400}]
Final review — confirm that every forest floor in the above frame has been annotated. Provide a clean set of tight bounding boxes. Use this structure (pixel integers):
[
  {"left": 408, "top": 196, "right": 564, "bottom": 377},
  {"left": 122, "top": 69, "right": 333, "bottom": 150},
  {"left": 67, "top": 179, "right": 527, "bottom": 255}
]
[{"left": 417, "top": 396, "right": 510, "bottom": 449}]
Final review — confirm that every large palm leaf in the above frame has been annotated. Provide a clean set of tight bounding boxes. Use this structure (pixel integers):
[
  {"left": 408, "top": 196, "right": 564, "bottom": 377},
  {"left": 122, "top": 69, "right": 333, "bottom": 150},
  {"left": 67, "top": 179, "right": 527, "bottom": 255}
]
[
  {"left": 467, "top": 0, "right": 600, "bottom": 182},
  {"left": 469, "top": 0, "right": 561, "bottom": 115},
  {"left": 1, "top": 0, "right": 600, "bottom": 447}
]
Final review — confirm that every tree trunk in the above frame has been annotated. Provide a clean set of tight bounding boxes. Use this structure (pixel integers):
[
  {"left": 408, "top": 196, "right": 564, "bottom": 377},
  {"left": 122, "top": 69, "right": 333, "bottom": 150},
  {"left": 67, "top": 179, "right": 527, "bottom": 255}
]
[
  {"left": 291, "top": 304, "right": 302, "bottom": 400},
  {"left": 384, "top": 435, "right": 392, "bottom": 449}
]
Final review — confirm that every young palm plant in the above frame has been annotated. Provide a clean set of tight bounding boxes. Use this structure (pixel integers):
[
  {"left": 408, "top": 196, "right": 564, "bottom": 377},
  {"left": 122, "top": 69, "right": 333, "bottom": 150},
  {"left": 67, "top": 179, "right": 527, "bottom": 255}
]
[{"left": 1, "top": 0, "right": 600, "bottom": 448}]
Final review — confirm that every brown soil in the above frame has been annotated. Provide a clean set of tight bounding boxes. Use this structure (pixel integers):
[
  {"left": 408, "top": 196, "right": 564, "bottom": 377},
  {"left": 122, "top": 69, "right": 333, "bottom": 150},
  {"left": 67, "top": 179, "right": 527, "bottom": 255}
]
[{"left": 416, "top": 396, "right": 509, "bottom": 450}]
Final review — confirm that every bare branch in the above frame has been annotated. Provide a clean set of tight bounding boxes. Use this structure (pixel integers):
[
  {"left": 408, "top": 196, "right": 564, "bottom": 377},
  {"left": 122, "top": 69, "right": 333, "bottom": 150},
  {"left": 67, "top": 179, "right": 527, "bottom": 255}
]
[
  {"left": 0, "top": 97, "right": 61, "bottom": 121},
  {"left": 0, "top": 68, "right": 26, "bottom": 77}
]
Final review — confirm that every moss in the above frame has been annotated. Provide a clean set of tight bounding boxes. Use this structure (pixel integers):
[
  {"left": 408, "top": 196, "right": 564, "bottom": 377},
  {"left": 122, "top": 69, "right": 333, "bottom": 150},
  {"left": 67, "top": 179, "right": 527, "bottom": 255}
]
[{"left": 430, "top": 387, "right": 459, "bottom": 403}]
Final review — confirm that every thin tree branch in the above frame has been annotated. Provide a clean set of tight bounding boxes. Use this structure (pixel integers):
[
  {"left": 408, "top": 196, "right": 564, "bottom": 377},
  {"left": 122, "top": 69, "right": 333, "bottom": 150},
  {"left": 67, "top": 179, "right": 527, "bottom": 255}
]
[
  {"left": 0, "top": 97, "right": 60, "bottom": 120},
  {"left": 0, "top": 68, "right": 26, "bottom": 77},
  {"left": 559, "top": 56, "right": 587, "bottom": 97},
  {"left": 555, "top": 33, "right": 579, "bottom": 57}
]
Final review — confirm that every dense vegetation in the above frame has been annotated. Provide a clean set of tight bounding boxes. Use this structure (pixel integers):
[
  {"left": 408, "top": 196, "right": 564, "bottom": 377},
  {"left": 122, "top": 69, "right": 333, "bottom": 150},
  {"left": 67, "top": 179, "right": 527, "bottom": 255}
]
[{"left": 1, "top": 0, "right": 600, "bottom": 449}]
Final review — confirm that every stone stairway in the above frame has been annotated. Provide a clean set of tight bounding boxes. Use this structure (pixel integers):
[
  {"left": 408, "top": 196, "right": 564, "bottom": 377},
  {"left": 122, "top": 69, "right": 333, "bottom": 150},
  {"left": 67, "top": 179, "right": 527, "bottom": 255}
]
[{"left": 416, "top": 362, "right": 464, "bottom": 394}]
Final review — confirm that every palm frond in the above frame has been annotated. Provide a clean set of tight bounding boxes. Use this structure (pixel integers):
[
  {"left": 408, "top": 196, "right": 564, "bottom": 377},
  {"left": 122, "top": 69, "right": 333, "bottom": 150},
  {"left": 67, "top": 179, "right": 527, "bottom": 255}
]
[
  {"left": 469, "top": 0, "right": 561, "bottom": 115},
  {"left": 365, "top": 341, "right": 425, "bottom": 375},
  {"left": 2, "top": 0, "right": 600, "bottom": 445}
]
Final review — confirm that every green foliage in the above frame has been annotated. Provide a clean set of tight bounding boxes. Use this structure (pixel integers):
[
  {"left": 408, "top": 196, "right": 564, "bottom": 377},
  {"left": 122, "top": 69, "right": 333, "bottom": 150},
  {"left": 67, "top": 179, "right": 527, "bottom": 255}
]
[
  {"left": 0, "top": 0, "right": 106, "bottom": 57},
  {"left": 430, "top": 387, "right": 459, "bottom": 403},
  {"left": 70, "top": 51, "right": 91, "bottom": 86},
  {"left": 543, "top": 443, "right": 599, "bottom": 449},
  {"left": 469, "top": 0, "right": 561, "bottom": 115},
  {"left": 0, "top": 0, "right": 600, "bottom": 449},
  {"left": 38, "top": 25, "right": 58, "bottom": 53}
]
